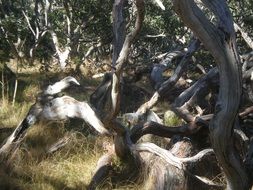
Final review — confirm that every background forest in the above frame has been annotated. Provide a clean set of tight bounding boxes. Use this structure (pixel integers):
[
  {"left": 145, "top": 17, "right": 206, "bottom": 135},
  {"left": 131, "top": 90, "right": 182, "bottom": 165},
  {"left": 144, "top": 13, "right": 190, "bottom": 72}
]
[{"left": 0, "top": 0, "right": 253, "bottom": 189}]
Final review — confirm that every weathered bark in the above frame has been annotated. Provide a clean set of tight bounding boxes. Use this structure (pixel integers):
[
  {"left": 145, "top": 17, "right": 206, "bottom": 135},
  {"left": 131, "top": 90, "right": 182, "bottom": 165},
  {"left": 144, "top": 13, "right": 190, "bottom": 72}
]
[
  {"left": 107, "top": 0, "right": 145, "bottom": 122},
  {"left": 50, "top": 30, "right": 71, "bottom": 69},
  {"left": 90, "top": 73, "right": 112, "bottom": 113},
  {"left": 170, "top": 67, "right": 219, "bottom": 127},
  {"left": 112, "top": 0, "right": 126, "bottom": 66},
  {"left": 141, "top": 153, "right": 187, "bottom": 190},
  {"left": 0, "top": 109, "right": 38, "bottom": 161},
  {"left": 130, "top": 119, "right": 207, "bottom": 144},
  {"left": 245, "top": 137, "right": 253, "bottom": 183},
  {"left": 137, "top": 140, "right": 222, "bottom": 190},
  {"left": 135, "top": 142, "right": 214, "bottom": 170},
  {"left": 172, "top": 0, "right": 249, "bottom": 189},
  {"left": 88, "top": 153, "right": 114, "bottom": 190},
  {"left": 234, "top": 23, "right": 253, "bottom": 50},
  {"left": 240, "top": 106, "right": 253, "bottom": 118},
  {"left": 0, "top": 77, "right": 109, "bottom": 161},
  {"left": 99, "top": 0, "right": 145, "bottom": 163},
  {"left": 151, "top": 50, "right": 184, "bottom": 89},
  {"left": 173, "top": 68, "right": 219, "bottom": 108},
  {"left": 22, "top": 10, "right": 47, "bottom": 59},
  {"left": 39, "top": 96, "right": 109, "bottom": 136},
  {"left": 136, "top": 38, "right": 200, "bottom": 115},
  {"left": 127, "top": 67, "right": 218, "bottom": 144},
  {"left": 47, "top": 134, "right": 71, "bottom": 154},
  {"left": 88, "top": 1, "right": 145, "bottom": 188}
]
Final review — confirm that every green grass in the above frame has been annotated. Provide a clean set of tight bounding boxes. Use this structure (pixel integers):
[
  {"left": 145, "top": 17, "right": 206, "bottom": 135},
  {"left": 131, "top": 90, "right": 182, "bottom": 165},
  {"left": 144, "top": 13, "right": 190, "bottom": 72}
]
[
  {"left": 0, "top": 101, "right": 105, "bottom": 189},
  {"left": 0, "top": 67, "right": 185, "bottom": 190},
  {"left": 0, "top": 68, "right": 103, "bottom": 189},
  {"left": 0, "top": 69, "right": 145, "bottom": 190}
]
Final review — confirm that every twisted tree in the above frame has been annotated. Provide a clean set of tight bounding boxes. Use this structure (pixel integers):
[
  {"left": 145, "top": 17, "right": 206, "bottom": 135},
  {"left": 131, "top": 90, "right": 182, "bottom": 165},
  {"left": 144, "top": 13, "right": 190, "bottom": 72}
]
[{"left": 1, "top": 0, "right": 253, "bottom": 190}]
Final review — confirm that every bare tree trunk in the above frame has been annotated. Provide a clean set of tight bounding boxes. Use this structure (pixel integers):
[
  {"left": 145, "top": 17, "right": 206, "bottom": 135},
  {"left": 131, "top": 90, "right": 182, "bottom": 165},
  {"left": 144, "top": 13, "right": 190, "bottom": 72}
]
[
  {"left": 1, "top": 65, "right": 4, "bottom": 102},
  {"left": 89, "top": 1, "right": 145, "bottom": 188},
  {"left": 112, "top": 0, "right": 126, "bottom": 66},
  {"left": 12, "top": 79, "right": 18, "bottom": 106},
  {"left": 50, "top": 30, "right": 71, "bottom": 69},
  {"left": 12, "top": 61, "right": 19, "bottom": 106},
  {"left": 172, "top": 0, "right": 249, "bottom": 189}
]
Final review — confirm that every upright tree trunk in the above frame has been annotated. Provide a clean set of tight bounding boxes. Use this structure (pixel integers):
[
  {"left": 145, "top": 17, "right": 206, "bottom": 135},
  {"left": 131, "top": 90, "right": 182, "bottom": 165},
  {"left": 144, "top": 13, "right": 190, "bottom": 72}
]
[
  {"left": 172, "top": 0, "right": 249, "bottom": 189},
  {"left": 1, "top": 65, "right": 4, "bottom": 102},
  {"left": 12, "top": 61, "right": 19, "bottom": 106},
  {"left": 112, "top": 0, "right": 126, "bottom": 66}
]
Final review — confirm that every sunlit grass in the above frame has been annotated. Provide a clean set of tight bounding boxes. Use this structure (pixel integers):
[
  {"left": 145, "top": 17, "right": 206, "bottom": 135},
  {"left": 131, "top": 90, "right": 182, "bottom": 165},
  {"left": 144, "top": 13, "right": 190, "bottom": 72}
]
[
  {"left": 0, "top": 76, "right": 141, "bottom": 190},
  {"left": 0, "top": 69, "right": 183, "bottom": 190},
  {"left": 16, "top": 133, "right": 104, "bottom": 190},
  {"left": 0, "top": 72, "right": 107, "bottom": 190},
  {"left": 0, "top": 100, "right": 31, "bottom": 128},
  {"left": 1, "top": 119, "right": 107, "bottom": 190}
]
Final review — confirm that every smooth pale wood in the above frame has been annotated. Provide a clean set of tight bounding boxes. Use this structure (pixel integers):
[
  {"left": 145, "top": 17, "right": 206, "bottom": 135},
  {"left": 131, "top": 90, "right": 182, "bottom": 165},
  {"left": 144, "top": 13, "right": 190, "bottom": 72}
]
[
  {"left": 234, "top": 23, "right": 253, "bottom": 50},
  {"left": 0, "top": 77, "right": 109, "bottom": 161},
  {"left": 134, "top": 142, "right": 214, "bottom": 169},
  {"left": 139, "top": 141, "right": 221, "bottom": 190}
]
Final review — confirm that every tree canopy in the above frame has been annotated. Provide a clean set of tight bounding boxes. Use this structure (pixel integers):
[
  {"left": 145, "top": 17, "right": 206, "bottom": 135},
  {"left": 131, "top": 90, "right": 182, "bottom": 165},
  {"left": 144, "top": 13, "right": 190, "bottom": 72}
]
[{"left": 1, "top": 0, "right": 253, "bottom": 189}]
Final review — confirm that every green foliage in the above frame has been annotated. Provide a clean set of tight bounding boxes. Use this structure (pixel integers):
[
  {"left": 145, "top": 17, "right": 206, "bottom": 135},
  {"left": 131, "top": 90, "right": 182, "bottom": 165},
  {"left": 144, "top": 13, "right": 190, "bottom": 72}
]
[{"left": 0, "top": 0, "right": 251, "bottom": 68}]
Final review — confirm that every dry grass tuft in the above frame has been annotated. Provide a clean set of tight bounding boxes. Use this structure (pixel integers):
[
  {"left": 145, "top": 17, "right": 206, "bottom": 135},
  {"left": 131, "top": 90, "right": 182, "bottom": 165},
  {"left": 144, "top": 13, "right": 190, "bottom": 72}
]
[{"left": 0, "top": 73, "right": 142, "bottom": 190}]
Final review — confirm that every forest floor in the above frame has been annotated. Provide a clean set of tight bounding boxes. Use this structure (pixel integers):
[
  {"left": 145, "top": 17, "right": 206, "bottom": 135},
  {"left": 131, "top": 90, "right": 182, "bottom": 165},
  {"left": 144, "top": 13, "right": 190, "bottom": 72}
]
[{"left": 0, "top": 63, "right": 180, "bottom": 190}]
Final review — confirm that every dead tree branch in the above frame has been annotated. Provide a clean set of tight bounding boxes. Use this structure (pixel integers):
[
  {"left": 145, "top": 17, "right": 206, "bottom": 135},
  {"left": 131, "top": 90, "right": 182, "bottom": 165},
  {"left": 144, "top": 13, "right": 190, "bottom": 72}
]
[
  {"left": 172, "top": 0, "right": 249, "bottom": 188},
  {"left": 234, "top": 22, "right": 253, "bottom": 50},
  {"left": 0, "top": 77, "right": 109, "bottom": 161},
  {"left": 136, "top": 38, "right": 200, "bottom": 116}
]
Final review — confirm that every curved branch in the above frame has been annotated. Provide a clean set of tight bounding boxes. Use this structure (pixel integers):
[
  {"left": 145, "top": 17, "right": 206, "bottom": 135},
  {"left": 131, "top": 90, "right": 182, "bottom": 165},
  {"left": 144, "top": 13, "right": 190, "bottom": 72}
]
[
  {"left": 136, "top": 142, "right": 224, "bottom": 188},
  {"left": 43, "top": 76, "right": 80, "bottom": 95},
  {"left": 108, "top": 0, "right": 145, "bottom": 121},
  {"left": 130, "top": 113, "right": 212, "bottom": 143},
  {"left": 88, "top": 153, "right": 114, "bottom": 190},
  {"left": 134, "top": 142, "right": 214, "bottom": 168},
  {"left": 172, "top": 0, "right": 249, "bottom": 189},
  {"left": 131, "top": 121, "right": 191, "bottom": 143},
  {"left": 134, "top": 142, "right": 183, "bottom": 169},
  {"left": 40, "top": 96, "right": 110, "bottom": 135},
  {"left": 136, "top": 38, "right": 200, "bottom": 115},
  {"left": 115, "top": 0, "right": 145, "bottom": 74},
  {"left": 0, "top": 77, "right": 110, "bottom": 161}
]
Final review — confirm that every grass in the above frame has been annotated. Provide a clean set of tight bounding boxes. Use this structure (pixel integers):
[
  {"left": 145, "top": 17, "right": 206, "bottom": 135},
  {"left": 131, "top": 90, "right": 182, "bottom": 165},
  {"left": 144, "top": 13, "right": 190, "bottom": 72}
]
[
  {"left": 0, "top": 63, "right": 187, "bottom": 190},
  {"left": 0, "top": 67, "right": 102, "bottom": 189},
  {"left": 0, "top": 100, "right": 105, "bottom": 190},
  {"left": 0, "top": 67, "right": 146, "bottom": 190}
]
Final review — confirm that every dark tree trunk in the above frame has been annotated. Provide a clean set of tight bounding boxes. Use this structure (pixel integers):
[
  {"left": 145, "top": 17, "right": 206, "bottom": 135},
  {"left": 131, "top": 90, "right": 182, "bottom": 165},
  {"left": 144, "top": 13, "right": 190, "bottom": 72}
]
[{"left": 172, "top": 0, "right": 249, "bottom": 189}]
